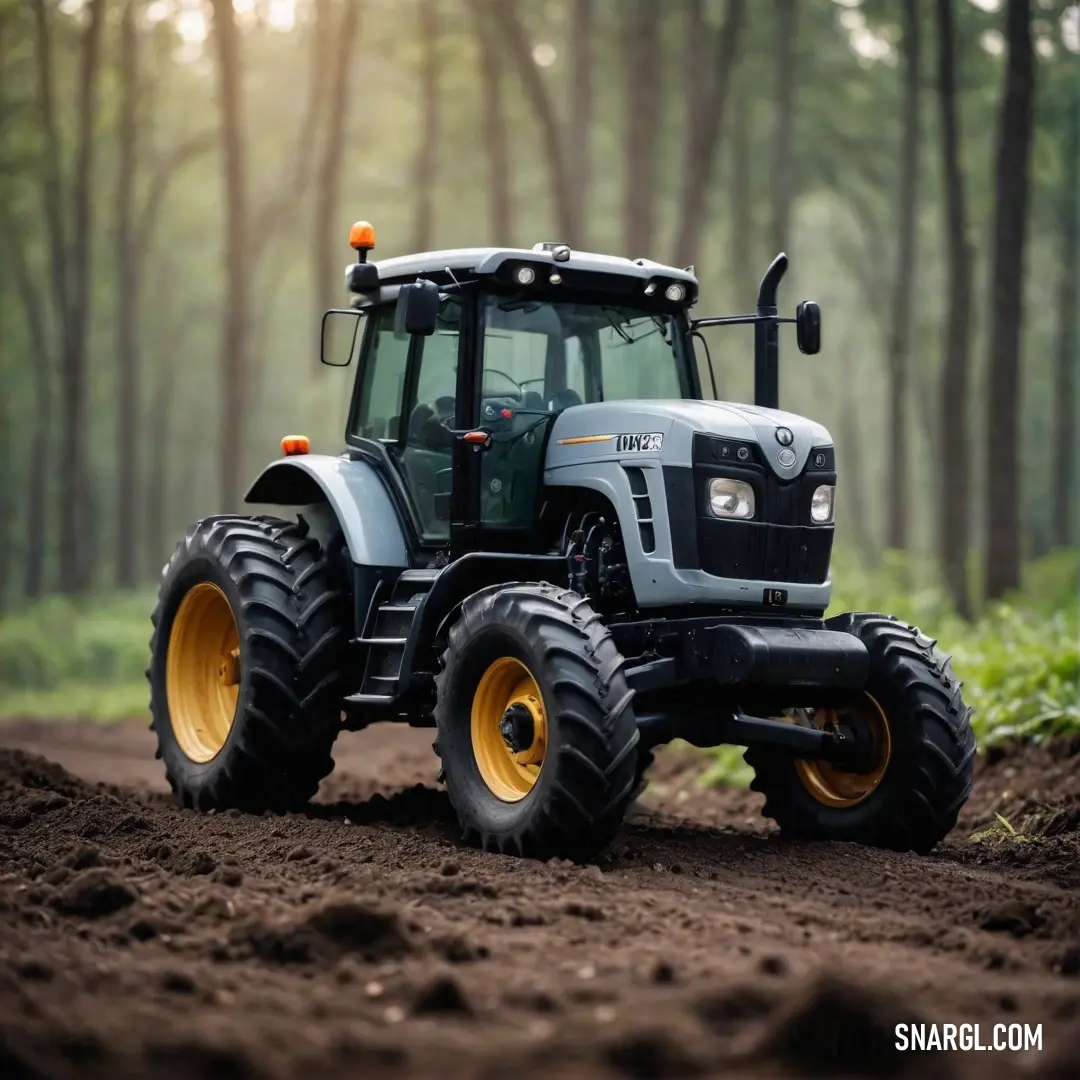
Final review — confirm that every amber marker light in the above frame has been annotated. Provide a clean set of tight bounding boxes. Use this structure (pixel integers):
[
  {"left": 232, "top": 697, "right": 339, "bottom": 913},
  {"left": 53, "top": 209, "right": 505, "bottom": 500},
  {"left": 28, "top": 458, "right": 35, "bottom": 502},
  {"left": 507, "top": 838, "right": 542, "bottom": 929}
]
[
  {"left": 281, "top": 435, "right": 310, "bottom": 456},
  {"left": 349, "top": 221, "right": 376, "bottom": 252}
]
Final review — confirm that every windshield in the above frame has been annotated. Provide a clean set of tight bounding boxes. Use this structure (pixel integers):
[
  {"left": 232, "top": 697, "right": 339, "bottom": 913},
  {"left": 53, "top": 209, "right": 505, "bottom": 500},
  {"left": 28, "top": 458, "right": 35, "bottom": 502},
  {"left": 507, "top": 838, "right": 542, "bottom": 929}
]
[{"left": 480, "top": 294, "right": 692, "bottom": 409}]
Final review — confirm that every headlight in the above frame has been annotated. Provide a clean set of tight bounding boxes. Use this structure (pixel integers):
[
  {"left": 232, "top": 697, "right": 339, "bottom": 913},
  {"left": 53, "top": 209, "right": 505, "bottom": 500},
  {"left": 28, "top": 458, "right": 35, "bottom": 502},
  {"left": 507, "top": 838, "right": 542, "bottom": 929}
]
[
  {"left": 810, "top": 484, "right": 835, "bottom": 524},
  {"left": 709, "top": 478, "right": 755, "bottom": 520}
]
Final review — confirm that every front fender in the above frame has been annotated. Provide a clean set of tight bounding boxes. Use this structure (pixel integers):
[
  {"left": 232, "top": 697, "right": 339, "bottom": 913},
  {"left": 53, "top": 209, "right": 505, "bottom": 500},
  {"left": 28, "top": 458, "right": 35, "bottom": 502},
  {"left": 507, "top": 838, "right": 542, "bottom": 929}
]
[{"left": 245, "top": 454, "right": 408, "bottom": 567}]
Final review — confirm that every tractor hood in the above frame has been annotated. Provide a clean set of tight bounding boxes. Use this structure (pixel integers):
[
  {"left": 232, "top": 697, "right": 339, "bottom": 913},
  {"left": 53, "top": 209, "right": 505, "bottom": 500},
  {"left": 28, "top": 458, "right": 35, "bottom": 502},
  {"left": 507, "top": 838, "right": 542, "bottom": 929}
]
[{"left": 544, "top": 399, "right": 833, "bottom": 480}]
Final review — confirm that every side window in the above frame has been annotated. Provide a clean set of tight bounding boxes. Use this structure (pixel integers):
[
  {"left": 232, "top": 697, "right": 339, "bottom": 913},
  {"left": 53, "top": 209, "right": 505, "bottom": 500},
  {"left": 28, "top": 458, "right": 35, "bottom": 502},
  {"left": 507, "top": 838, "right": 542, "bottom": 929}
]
[
  {"left": 350, "top": 300, "right": 460, "bottom": 544},
  {"left": 353, "top": 307, "right": 409, "bottom": 441},
  {"left": 410, "top": 300, "right": 461, "bottom": 419},
  {"left": 400, "top": 299, "right": 461, "bottom": 544}
]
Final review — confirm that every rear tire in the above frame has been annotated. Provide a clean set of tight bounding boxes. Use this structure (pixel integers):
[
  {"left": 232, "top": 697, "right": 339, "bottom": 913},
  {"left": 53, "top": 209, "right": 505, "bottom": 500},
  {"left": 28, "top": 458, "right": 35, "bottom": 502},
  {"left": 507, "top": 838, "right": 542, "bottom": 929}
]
[
  {"left": 434, "top": 583, "right": 639, "bottom": 860},
  {"left": 745, "top": 613, "right": 976, "bottom": 854},
  {"left": 148, "top": 515, "right": 347, "bottom": 812}
]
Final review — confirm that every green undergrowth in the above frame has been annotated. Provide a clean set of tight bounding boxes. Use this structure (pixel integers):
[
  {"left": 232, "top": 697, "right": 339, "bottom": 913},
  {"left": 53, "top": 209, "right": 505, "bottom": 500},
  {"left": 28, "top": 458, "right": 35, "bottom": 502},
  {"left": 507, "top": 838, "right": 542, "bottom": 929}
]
[
  {"left": 0, "top": 591, "right": 155, "bottom": 722},
  {"left": 0, "top": 555, "right": 1076, "bottom": 784}
]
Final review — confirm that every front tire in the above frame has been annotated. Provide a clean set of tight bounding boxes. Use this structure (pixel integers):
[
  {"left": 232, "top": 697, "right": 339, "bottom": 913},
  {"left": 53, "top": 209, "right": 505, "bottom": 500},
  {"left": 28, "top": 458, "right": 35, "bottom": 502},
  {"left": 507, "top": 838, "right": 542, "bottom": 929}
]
[
  {"left": 745, "top": 613, "right": 976, "bottom": 854},
  {"left": 434, "top": 583, "right": 639, "bottom": 860},
  {"left": 148, "top": 515, "right": 347, "bottom": 812}
]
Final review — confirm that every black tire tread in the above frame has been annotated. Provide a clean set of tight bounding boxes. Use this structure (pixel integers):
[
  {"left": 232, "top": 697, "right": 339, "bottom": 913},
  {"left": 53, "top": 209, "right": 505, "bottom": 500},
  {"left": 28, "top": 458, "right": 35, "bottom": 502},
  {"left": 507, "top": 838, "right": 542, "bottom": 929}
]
[
  {"left": 434, "top": 582, "right": 639, "bottom": 860},
  {"left": 746, "top": 612, "right": 976, "bottom": 854},
  {"left": 148, "top": 514, "right": 345, "bottom": 812}
]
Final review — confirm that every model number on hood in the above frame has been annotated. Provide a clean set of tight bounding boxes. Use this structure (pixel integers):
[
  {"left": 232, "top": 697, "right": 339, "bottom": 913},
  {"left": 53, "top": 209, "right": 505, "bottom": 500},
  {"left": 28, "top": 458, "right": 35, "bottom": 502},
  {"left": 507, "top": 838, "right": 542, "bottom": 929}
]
[{"left": 615, "top": 433, "right": 663, "bottom": 453}]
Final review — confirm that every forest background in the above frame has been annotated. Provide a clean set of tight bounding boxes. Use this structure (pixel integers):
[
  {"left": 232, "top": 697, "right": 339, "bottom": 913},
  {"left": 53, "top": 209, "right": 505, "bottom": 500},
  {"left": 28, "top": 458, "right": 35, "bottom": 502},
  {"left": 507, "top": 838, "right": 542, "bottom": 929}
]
[{"left": 0, "top": 0, "right": 1076, "bottom": 761}]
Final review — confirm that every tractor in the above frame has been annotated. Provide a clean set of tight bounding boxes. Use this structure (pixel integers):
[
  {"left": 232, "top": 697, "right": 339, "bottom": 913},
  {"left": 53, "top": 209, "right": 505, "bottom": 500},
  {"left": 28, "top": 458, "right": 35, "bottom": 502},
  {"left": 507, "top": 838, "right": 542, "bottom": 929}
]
[{"left": 147, "top": 222, "right": 976, "bottom": 860}]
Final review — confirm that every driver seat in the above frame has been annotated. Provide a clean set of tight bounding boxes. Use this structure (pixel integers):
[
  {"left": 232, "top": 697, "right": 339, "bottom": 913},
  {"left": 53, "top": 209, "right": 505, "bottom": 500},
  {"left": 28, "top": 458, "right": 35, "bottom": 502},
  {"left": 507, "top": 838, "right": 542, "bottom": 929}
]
[{"left": 548, "top": 388, "right": 583, "bottom": 412}]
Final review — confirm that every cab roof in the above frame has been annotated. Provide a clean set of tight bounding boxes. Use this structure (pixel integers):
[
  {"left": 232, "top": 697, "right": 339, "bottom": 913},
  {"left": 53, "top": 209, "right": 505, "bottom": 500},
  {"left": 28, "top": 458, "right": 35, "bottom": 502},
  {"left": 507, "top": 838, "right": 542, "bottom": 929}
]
[{"left": 370, "top": 244, "right": 700, "bottom": 288}]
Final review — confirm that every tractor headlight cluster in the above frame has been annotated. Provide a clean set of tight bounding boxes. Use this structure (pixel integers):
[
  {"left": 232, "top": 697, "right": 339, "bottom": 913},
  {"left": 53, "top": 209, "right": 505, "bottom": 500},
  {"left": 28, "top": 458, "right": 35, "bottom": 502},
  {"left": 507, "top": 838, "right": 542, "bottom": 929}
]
[
  {"left": 708, "top": 478, "right": 755, "bottom": 520},
  {"left": 810, "top": 484, "right": 835, "bottom": 524}
]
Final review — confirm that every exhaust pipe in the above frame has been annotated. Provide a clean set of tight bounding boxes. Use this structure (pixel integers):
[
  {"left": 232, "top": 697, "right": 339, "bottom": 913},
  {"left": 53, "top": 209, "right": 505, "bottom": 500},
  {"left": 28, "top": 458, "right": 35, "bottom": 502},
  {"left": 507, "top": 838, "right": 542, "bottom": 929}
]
[{"left": 754, "top": 252, "right": 788, "bottom": 410}]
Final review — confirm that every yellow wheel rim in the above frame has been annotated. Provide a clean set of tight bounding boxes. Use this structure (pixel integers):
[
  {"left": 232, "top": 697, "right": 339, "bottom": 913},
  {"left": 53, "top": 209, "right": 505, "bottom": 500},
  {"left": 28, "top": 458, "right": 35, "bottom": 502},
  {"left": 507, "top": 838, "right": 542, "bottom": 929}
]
[
  {"left": 791, "top": 694, "right": 892, "bottom": 808},
  {"left": 471, "top": 657, "right": 547, "bottom": 802},
  {"left": 166, "top": 582, "right": 241, "bottom": 763}
]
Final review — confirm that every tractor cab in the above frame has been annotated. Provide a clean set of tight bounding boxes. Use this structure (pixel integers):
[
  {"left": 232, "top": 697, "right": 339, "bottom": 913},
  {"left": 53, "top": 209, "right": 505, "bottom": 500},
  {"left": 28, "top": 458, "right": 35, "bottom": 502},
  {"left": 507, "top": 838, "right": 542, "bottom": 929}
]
[{"left": 322, "top": 225, "right": 704, "bottom": 557}]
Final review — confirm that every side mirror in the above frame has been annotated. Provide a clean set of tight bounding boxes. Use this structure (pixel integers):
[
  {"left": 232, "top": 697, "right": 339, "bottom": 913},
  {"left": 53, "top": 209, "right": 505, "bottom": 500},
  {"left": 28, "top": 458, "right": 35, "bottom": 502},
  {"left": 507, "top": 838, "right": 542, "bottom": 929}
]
[
  {"left": 796, "top": 300, "right": 821, "bottom": 355},
  {"left": 395, "top": 279, "right": 440, "bottom": 337},
  {"left": 320, "top": 308, "right": 363, "bottom": 367}
]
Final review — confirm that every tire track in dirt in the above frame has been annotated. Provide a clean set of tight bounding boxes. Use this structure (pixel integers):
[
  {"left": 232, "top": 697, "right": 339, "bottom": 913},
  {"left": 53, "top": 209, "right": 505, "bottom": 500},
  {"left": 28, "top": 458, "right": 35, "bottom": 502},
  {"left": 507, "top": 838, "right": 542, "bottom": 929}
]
[{"left": 0, "top": 720, "right": 1077, "bottom": 1080}]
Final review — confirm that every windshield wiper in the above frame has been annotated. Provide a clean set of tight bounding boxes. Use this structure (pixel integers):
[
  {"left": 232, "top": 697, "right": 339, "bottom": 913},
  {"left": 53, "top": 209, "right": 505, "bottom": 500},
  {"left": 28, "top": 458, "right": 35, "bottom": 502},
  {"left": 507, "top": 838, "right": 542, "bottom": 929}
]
[
  {"left": 600, "top": 307, "right": 633, "bottom": 344},
  {"left": 609, "top": 324, "right": 665, "bottom": 349}
]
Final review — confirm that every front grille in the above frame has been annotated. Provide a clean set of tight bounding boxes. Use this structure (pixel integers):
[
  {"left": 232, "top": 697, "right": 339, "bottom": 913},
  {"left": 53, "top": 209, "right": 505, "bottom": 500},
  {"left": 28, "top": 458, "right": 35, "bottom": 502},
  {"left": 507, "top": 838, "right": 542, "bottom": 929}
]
[
  {"left": 696, "top": 520, "right": 832, "bottom": 584},
  {"left": 664, "top": 434, "right": 837, "bottom": 585}
]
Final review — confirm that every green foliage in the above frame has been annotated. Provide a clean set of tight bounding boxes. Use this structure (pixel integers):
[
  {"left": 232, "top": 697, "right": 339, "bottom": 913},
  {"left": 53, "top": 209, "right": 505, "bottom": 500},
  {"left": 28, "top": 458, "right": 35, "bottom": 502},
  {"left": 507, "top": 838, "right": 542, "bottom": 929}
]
[
  {"left": 0, "top": 591, "right": 154, "bottom": 720},
  {"left": 950, "top": 600, "right": 1079, "bottom": 744},
  {"left": 699, "top": 745, "right": 755, "bottom": 790},
  {"left": 0, "top": 0, "right": 1078, "bottom": 608},
  {"left": 0, "top": 684, "right": 151, "bottom": 725}
]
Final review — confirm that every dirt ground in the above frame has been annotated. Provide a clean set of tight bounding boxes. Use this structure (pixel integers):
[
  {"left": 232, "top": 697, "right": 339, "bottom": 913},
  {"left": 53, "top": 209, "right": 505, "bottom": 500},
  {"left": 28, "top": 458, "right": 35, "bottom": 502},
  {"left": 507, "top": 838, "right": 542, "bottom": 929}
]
[{"left": 0, "top": 719, "right": 1078, "bottom": 1080}]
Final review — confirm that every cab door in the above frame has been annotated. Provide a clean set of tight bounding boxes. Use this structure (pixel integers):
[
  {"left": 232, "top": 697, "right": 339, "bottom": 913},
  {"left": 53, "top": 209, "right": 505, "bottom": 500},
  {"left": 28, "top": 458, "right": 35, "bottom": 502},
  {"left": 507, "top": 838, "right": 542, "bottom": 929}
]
[{"left": 346, "top": 295, "right": 465, "bottom": 548}]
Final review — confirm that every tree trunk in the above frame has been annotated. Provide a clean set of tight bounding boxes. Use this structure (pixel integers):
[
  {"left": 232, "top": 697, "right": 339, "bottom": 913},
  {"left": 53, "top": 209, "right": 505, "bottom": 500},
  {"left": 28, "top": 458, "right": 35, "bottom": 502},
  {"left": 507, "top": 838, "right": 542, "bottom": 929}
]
[
  {"left": 18, "top": 286, "right": 51, "bottom": 602},
  {"left": 934, "top": 0, "right": 974, "bottom": 618},
  {"left": 489, "top": 0, "right": 575, "bottom": 240},
  {"left": 31, "top": 0, "right": 104, "bottom": 594},
  {"left": 730, "top": 77, "right": 752, "bottom": 306},
  {"left": 0, "top": 13, "right": 10, "bottom": 603},
  {"left": 0, "top": 14, "right": 45, "bottom": 603},
  {"left": 470, "top": 0, "right": 512, "bottom": 244},
  {"left": 248, "top": 0, "right": 334, "bottom": 255},
  {"left": 770, "top": 0, "right": 797, "bottom": 255},
  {"left": 884, "top": 0, "right": 920, "bottom": 553},
  {"left": 566, "top": 0, "right": 592, "bottom": 248},
  {"left": 1052, "top": 87, "right": 1079, "bottom": 549},
  {"left": 412, "top": 0, "right": 439, "bottom": 252},
  {"left": 211, "top": 0, "right": 251, "bottom": 512},
  {"left": 837, "top": 344, "right": 877, "bottom": 566},
  {"left": 313, "top": 0, "right": 362, "bottom": 332},
  {"left": 0, "top": 363, "right": 9, "bottom": 606},
  {"left": 681, "top": 0, "right": 708, "bottom": 267},
  {"left": 1, "top": 213, "right": 53, "bottom": 600},
  {"left": 146, "top": 337, "right": 176, "bottom": 576},
  {"left": 60, "top": 0, "right": 106, "bottom": 593},
  {"left": 145, "top": 356, "right": 174, "bottom": 574},
  {"left": 29, "top": 0, "right": 69, "bottom": 337},
  {"left": 623, "top": 0, "right": 661, "bottom": 259},
  {"left": 985, "top": 0, "right": 1036, "bottom": 600},
  {"left": 115, "top": 0, "right": 140, "bottom": 588},
  {"left": 671, "top": 0, "right": 746, "bottom": 269}
]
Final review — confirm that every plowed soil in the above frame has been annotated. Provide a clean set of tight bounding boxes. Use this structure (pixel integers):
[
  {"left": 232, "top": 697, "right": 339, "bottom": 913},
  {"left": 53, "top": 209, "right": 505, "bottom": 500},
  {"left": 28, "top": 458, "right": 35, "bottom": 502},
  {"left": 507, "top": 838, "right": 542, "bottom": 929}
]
[{"left": 1, "top": 719, "right": 1078, "bottom": 1080}]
